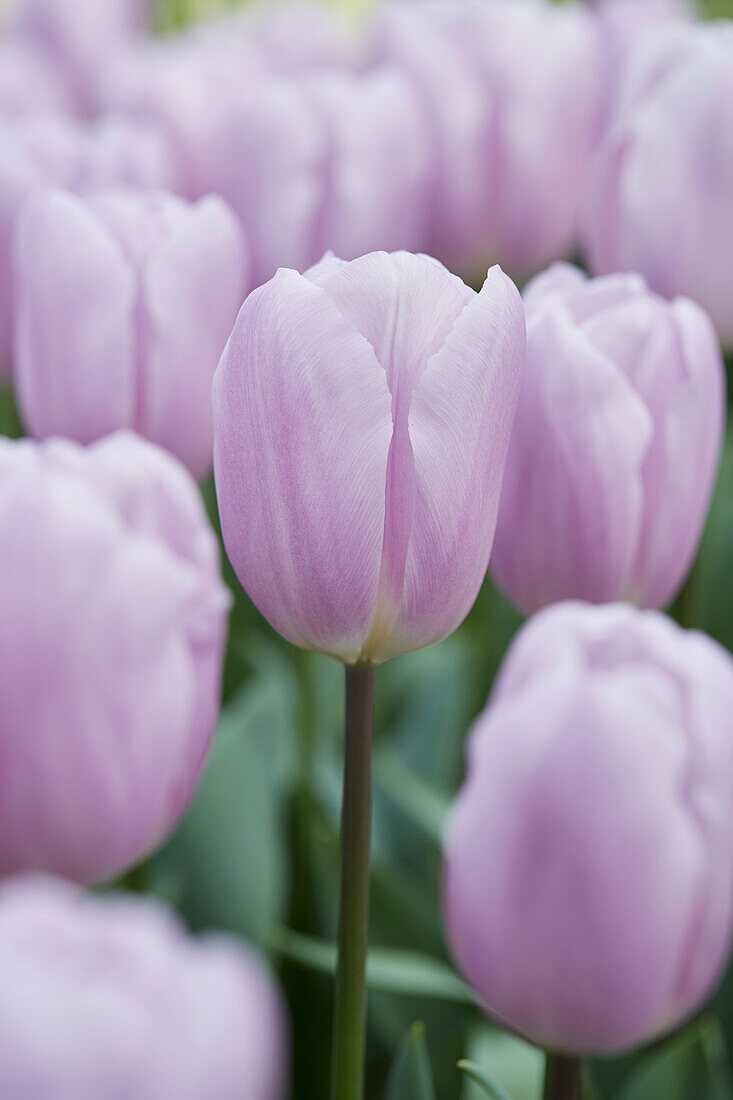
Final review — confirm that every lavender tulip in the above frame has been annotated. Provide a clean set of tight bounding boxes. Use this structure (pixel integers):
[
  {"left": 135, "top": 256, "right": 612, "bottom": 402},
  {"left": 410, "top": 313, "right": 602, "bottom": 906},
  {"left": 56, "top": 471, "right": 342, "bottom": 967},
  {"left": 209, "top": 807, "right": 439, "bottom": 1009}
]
[
  {"left": 584, "top": 22, "right": 733, "bottom": 348},
  {"left": 101, "top": 30, "right": 268, "bottom": 200},
  {"left": 491, "top": 263, "right": 724, "bottom": 614},
  {"left": 373, "top": 0, "right": 603, "bottom": 277},
  {"left": 213, "top": 251, "right": 525, "bottom": 665},
  {"left": 14, "top": 187, "right": 246, "bottom": 477},
  {"left": 0, "top": 37, "right": 75, "bottom": 119},
  {"left": 0, "top": 433, "right": 230, "bottom": 882},
  {"left": 215, "top": 69, "right": 430, "bottom": 288},
  {"left": 444, "top": 601, "right": 733, "bottom": 1054},
  {"left": 0, "top": 115, "right": 175, "bottom": 378},
  {"left": 10, "top": 0, "right": 147, "bottom": 115},
  {"left": 0, "top": 875, "right": 287, "bottom": 1099},
  {"left": 593, "top": 0, "right": 692, "bottom": 119}
]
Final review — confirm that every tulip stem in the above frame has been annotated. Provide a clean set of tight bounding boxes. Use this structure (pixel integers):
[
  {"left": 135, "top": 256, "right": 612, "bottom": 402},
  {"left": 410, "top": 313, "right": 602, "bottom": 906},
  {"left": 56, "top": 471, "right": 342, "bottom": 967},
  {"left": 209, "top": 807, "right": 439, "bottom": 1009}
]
[
  {"left": 543, "top": 1053, "right": 582, "bottom": 1100},
  {"left": 331, "top": 663, "right": 375, "bottom": 1100}
]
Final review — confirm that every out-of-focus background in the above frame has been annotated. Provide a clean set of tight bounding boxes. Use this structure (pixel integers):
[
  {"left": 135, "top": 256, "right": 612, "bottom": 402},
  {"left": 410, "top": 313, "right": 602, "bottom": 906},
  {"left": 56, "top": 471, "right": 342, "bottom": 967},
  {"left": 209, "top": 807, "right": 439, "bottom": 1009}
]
[{"left": 1, "top": 0, "right": 733, "bottom": 1096}]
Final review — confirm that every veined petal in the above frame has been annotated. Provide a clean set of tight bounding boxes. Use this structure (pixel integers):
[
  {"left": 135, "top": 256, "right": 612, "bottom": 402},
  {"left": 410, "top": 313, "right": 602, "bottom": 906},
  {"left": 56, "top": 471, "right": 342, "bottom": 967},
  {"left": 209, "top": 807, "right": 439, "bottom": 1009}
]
[
  {"left": 213, "top": 267, "right": 393, "bottom": 664},
  {"left": 371, "top": 265, "right": 525, "bottom": 662}
]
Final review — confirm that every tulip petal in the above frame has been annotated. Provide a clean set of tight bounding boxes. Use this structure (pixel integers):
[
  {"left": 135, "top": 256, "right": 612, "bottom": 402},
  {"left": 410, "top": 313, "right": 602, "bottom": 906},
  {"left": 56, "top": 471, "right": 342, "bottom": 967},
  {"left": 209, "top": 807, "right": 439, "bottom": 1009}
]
[
  {"left": 213, "top": 267, "right": 393, "bottom": 664},
  {"left": 372, "top": 265, "right": 525, "bottom": 661},
  {"left": 141, "top": 195, "right": 247, "bottom": 480},
  {"left": 491, "top": 307, "right": 654, "bottom": 614},
  {"left": 13, "top": 190, "right": 136, "bottom": 443}
]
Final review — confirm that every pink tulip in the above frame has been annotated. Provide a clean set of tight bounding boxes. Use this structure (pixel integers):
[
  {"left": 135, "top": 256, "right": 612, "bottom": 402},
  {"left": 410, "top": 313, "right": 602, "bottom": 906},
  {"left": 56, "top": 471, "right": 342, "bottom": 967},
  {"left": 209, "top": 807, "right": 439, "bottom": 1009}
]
[
  {"left": 0, "top": 114, "right": 175, "bottom": 378},
  {"left": 0, "top": 37, "right": 75, "bottom": 119},
  {"left": 584, "top": 21, "right": 733, "bottom": 348},
  {"left": 10, "top": 0, "right": 148, "bottom": 115},
  {"left": 0, "top": 432, "right": 230, "bottom": 882},
  {"left": 372, "top": 0, "right": 603, "bottom": 277},
  {"left": 491, "top": 263, "right": 724, "bottom": 614},
  {"left": 13, "top": 187, "right": 246, "bottom": 477},
  {"left": 215, "top": 68, "right": 431, "bottom": 288},
  {"left": 444, "top": 601, "right": 733, "bottom": 1053},
  {"left": 0, "top": 875, "right": 287, "bottom": 1099},
  {"left": 213, "top": 251, "right": 525, "bottom": 664}
]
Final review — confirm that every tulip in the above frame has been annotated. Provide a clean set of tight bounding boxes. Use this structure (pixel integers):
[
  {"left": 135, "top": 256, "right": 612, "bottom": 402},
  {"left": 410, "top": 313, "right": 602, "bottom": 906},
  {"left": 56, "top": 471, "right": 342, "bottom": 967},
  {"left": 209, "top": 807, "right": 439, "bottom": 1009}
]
[
  {"left": 213, "top": 250, "right": 525, "bottom": 666},
  {"left": 584, "top": 22, "right": 733, "bottom": 348},
  {"left": 444, "top": 600, "right": 733, "bottom": 1055},
  {"left": 0, "top": 115, "right": 175, "bottom": 378},
  {"left": 13, "top": 187, "right": 246, "bottom": 477},
  {"left": 101, "top": 31, "right": 268, "bottom": 200},
  {"left": 215, "top": 68, "right": 431, "bottom": 287},
  {"left": 0, "top": 432, "right": 230, "bottom": 882},
  {"left": 491, "top": 263, "right": 724, "bottom": 615},
  {"left": 0, "top": 875, "right": 287, "bottom": 1099},
  {"left": 372, "top": 0, "right": 603, "bottom": 277},
  {"left": 592, "top": 0, "right": 692, "bottom": 120},
  {"left": 0, "top": 37, "right": 75, "bottom": 119},
  {"left": 10, "top": 0, "right": 147, "bottom": 115}
]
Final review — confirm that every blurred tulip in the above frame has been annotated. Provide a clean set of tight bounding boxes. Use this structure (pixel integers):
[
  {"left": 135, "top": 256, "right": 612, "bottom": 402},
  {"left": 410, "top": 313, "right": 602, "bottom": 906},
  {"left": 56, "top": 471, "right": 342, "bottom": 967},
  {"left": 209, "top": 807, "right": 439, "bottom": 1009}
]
[
  {"left": 101, "top": 30, "right": 268, "bottom": 200},
  {"left": 10, "top": 0, "right": 147, "bottom": 115},
  {"left": 592, "top": 0, "right": 692, "bottom": 120},
  {"left": 216, "top": 68, "right": 430, "bottom": 288},
  {"left": 0, "top": 115, "right": 175, "bottom": 378},
  {"left": 491, "top": 263, "right": 724, "bottom": 614},
  {"left": 14, "top": 187, "right": 246, "bottom": 477},
  {"left": 372, "top": 0, "right": 603, "bottom": 277},
  {"left": 584, "top": 22, "right": 733, "bottom": 348},
  {"left": 444, "top": 600, "right": 733, "bottom": 1054},
  {"left": 228, "top": 0, "right": 362, "bottom": 72},
  {"left": 213, "top": 251, "right": 525, "bottom": 664},
  {"left": 0, "top": 432, "right": 230, "bottom": 882},
  {"left": 0, "top": 875, "right": 287, "bottom": 1099},
  {"left": 0, "top": 37, "right": 75, "bottom": 118}
]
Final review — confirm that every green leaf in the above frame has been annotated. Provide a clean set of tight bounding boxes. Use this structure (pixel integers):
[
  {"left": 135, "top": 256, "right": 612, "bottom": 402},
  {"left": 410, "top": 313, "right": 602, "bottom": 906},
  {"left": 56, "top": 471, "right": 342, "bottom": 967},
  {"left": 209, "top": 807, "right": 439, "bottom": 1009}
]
[
  {"left": 374, "top": 745, "right": 450, "bottom": 848},
  {"left": 155, "top": 648, "right": 297, "bottom": 946},
  {"left": 458, "top": 1060, "right": 514, "bottom": 1100},
  {"left": 616, "top": 1017, "right": 732, "bottom": 1100},
  {"left": 385, "top": 1022, "right": 437, "bottom": 1100},
  {"left": 0, "top": 385, "right": 22, "bottom": 439},
  {"left": 270, "top": 927, "right": 477, "bottom": 1005},
  {"left": 460, "top": 1027, "right": 544, "bottom": 1100}
]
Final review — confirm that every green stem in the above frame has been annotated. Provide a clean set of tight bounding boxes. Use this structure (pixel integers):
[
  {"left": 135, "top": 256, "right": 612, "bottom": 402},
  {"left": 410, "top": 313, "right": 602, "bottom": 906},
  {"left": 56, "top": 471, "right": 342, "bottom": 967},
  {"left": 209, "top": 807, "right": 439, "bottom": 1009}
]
[
  {"left": 330, "top": 664, "right": 375, "bottom": 1100},
  {"left": 543, "top": 1053, "right": 582, "bottom": 1100}
]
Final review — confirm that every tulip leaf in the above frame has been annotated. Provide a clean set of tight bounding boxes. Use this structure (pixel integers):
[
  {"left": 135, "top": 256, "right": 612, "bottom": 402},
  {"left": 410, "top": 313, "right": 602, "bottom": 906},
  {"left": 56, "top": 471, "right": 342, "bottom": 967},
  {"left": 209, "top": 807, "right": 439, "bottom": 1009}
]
[
  {"left": 270, "top": 927, "right": 477, "bottom": 1005},
  {"left": 0, "top": 385, "right": 21, "bottom": 439},
  {"left": 155, "top": 646, "right": 297, "bottom": 946},
  {"left": 374, "top": 745, "right": 450, "bottom": 848},
  {"left": 615, "top": 1017, "right": 732, "bottom": 1100},
  {"left": 385, "top": 1022, "right": 437, "bottom": 1100},
  {"left": 457, "top": 1060, "right": 514, "bottom": 1100},
  {"left": 460, "top": 1026, "right": 544, "bottom": 1100}
]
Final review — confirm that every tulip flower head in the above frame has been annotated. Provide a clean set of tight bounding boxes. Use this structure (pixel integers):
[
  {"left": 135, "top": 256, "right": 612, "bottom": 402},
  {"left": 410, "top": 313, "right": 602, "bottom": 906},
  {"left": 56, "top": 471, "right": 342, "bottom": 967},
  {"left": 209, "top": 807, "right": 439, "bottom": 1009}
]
[
  {"left": 0, "top": 875, "right": 287, "bottom": 1099},
  {"left": 584, "top": 21, "right": 733, "bottom": 348},
  {"left": 491, "top": 263, "right": 724, "bottom": 614},
  {"left": 0, "top": 432, "right": 230, "bottom": 882},
  {"left": 13, "top": 187, "right": 247, "bottom": 477},
  {"left": 444, "top": 601, "right": 733, "bottom": 1054},
  {"left": 0, "top": 115, "right": 174, "bottom": 379},
  {"left": 213, "top": 251, "right": 525, "bottom": 665}
]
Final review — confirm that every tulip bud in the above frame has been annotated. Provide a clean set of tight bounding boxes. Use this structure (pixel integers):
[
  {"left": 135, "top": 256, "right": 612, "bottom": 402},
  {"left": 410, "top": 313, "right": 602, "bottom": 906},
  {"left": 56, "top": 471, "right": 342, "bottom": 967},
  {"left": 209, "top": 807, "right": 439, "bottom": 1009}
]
[
  {"left": 584, "top": 22, "right": 733, "bottom": 348},
  {"left": 10, "top": 0, "right": 147, "bottom": 115},
  {"left": 213, "top": 251, "right": 525, "bottom": 665},
  {"left": 215, "top": 68, "right": 431, "bottom": 287},
  {"left": 0, "top": 115, "right": 176, "bottom": 378},
  {"left": 444, "top": 601, "right": 733, "bottom": 1054},
  {"left": 0, "top": 432, "right": 230, "bottom": 882},
  {"left": 13, "top": 187, "right": 247, "bottom": 477},
  {"left": 0, "top": 875, "right": 287, "bottom": 1099},
  {"left": 491, "top": 263, "right": 724, "bottom": 614},
  {"left": 372, "top": 0, "right": 603, "bottom": 277}
]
